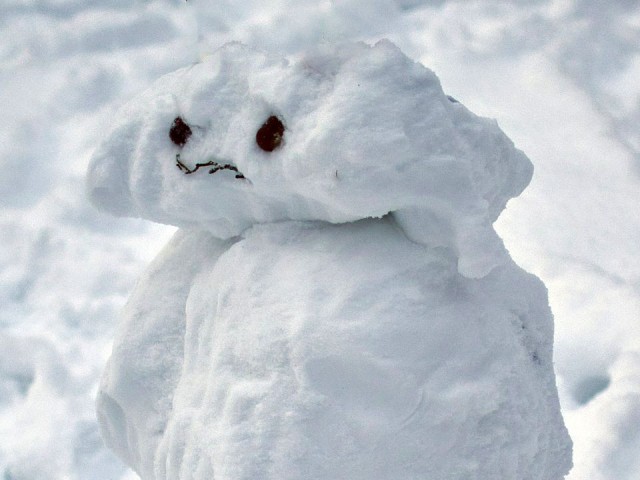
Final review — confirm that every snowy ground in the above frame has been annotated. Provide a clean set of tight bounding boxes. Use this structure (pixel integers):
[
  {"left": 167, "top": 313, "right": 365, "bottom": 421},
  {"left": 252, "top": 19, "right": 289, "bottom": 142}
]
[{"left": 1, "top": 1, "right": 639, "bottom": 479}]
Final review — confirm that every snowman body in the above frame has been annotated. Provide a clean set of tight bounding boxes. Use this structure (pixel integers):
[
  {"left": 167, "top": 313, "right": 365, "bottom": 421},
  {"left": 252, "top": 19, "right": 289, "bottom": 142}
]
[{"left": 89, "top": 41, "right": 572, "bottom": 479}]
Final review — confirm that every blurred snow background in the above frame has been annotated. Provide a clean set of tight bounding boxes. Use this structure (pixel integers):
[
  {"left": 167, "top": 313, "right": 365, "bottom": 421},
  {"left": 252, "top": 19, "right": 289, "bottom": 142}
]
[{"left": 0, "top": 1, "right": 638, "bottom": 479}]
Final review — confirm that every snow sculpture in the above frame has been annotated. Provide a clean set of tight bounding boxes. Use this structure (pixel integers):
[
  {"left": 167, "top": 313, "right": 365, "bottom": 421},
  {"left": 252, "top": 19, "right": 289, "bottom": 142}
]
[{"left": 87, "top": 40, "right": 572, "bottom": 479}]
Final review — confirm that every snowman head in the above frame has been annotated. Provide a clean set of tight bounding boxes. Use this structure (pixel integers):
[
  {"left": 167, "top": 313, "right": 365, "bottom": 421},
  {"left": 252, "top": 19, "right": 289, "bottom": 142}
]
[{"left": 87, "top": 40, "right": 532, "bottom": 277}]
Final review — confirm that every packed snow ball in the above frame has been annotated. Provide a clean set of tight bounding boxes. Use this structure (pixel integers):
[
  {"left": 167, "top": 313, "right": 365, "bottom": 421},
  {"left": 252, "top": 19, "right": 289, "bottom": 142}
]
[{"left": 88, "top": 40, "right": 572, "bottom": 480}]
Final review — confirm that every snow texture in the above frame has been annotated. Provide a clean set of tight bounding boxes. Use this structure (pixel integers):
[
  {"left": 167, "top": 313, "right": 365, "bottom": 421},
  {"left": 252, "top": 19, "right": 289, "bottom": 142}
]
[{"left": 89, "top": 41, "right": 571, "bottom": 479}]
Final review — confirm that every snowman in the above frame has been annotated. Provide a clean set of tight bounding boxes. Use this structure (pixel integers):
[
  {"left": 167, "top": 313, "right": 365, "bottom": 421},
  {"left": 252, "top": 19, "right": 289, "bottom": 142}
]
[{"left": 88, "top": 40, "right": 572, "bottom": 480}]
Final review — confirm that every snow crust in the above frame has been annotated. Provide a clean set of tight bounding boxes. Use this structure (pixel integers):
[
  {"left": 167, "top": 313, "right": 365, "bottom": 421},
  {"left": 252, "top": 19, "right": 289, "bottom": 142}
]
[{"left": 89, "top": 41, "right": 571, "bottom": 479}]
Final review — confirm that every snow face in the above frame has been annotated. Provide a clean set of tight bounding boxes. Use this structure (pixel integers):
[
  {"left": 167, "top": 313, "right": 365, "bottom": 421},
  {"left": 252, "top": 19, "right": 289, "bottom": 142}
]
[
  {"left": 89, "top": 41, "right": 571, "bottom": 479},
  {"left": 87, "top": 40, "right": 532, "bottom": 279}
]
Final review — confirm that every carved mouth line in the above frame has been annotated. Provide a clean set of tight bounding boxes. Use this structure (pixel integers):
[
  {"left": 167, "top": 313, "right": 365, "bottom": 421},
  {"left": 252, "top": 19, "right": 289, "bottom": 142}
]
[{"left": 176, "top": 154, "right": 246, "bottom": 179}]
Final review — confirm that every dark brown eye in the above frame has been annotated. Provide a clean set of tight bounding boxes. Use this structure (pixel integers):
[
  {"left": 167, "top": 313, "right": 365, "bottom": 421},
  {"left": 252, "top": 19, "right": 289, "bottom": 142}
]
[
  {"left": 169, "top": 117, "right": 192, "bottom": 147},
  {"left": 256, "top": 116, "right": 285, "bottom": 152}
]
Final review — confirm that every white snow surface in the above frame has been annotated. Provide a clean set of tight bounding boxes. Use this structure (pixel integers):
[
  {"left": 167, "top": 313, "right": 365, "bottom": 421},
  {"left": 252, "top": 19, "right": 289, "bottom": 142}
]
[
  {"left": 3, "top": 2, "right": 640, "bottom": 480},
  {"left": 90, "top": 42, "right": 570, "bottom": 479}
]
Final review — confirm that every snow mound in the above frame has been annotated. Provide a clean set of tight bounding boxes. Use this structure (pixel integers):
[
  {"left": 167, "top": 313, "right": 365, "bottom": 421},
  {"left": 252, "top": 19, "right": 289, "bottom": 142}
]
[{"left": 89, "top": 41, "right": 571, "bottom": 479}]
